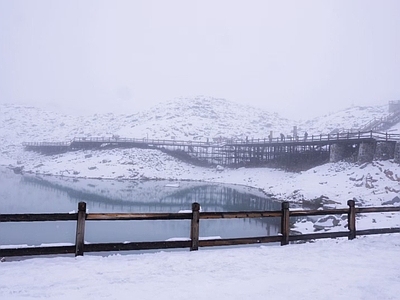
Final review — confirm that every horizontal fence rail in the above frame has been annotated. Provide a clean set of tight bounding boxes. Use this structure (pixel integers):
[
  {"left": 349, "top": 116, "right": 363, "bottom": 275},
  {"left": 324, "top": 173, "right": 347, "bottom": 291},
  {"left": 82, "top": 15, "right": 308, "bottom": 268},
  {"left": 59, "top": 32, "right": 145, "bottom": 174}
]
[{"left": 1, "top": 201, "right": 400, "bottom": 258}]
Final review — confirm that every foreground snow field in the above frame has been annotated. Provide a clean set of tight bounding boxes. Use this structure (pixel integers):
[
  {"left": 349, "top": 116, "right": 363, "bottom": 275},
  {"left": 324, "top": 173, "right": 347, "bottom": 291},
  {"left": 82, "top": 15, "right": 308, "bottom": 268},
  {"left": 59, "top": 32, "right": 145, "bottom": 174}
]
[{"left": 1, "top": 234, "right": 399, "bottom": 300}]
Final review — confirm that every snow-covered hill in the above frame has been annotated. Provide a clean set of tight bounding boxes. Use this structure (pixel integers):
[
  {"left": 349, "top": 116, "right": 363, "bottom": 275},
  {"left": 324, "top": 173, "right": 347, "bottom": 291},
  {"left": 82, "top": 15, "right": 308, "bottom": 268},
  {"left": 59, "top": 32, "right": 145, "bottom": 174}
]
[
  {"left": 301, "top": 105, "right": 388, "bottom": 134},
  {"left": 116, "top": 96, "right": 296, "bottom": 140},
  {"left": 0, "top": 97, "right": 394, "bottom": 147}
]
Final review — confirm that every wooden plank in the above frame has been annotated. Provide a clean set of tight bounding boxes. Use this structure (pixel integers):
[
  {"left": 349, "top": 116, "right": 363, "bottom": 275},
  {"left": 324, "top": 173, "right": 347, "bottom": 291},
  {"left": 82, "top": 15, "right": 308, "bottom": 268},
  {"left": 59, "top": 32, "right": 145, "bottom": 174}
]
[
  {"left": 6, "top": 228, "right": 388, "bottom": 257},
  {"left": 356, "top": 228, "right": 400, "bottom": 236},
  {"left": 75, "top": 202, "right": 86, "bottom": 256},
  {"left": 83, "top": 240, "right": 191, "bottom": 253},
  {"left": 199, "top": 211, "right": 281, "bottom": 219},
  {"left": 0, "top": 245, "right": 75, "bottom": 257},
  {"left": 190, "top": 202, "right": 200, "bottom": 251},
  {"left": 289, "top": 208, "right": 348, "bottom": 217},
  {"left": 198, "top": 235, "right": 282, "bottom": 247},
  {"left": 290, "top": 207, "right": 400, "bottom": 217},
  {"left": 347, "top": 200, "right": 356, "bottom": 240},
  {"left": 281, "top": 202, "right": 290, "bottom": 245},
  {"left": 289, "top": 231, "right": 349, "bottom": 241},
  {"left": 87, "top": 212, "right": 192, "bottom": 221},
  {"left": 0, "top": 213, "right": 77, "bottom": 222},
  {"left": 356, "top": 207, "right": 400, "bottom": 213}
]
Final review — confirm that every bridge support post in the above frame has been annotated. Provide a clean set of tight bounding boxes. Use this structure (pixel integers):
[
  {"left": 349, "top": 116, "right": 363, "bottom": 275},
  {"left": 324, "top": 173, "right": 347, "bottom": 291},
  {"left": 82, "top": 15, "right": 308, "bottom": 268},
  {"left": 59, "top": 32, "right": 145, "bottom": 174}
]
[
  {"left": 357, "top": 142, "right": 376, "bottom": 164},
  {"left": 394, "top": 142, "right": 400, "bottom": 164},
  {"left": 329, "top": 143, "right": 347, "bottom": 162},
  {"left": 374, "top": 142, "right": 396, "bottom": 161}
]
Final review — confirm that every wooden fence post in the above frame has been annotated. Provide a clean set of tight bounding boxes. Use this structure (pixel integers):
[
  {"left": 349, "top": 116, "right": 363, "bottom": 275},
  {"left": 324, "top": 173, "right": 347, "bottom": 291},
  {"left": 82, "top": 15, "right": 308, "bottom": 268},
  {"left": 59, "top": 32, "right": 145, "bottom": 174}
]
[
  {"left": 347, "top": 200, "right": 356, "bottom": 240},
  {"left": 75, "top": 202, "right": 87, "bottom": 256},
  {"left": 281, "top": 201, "right": 290, "bottom": 245},
  {"left": 190, "top": 202, "right": 200, "bottom": 251}
]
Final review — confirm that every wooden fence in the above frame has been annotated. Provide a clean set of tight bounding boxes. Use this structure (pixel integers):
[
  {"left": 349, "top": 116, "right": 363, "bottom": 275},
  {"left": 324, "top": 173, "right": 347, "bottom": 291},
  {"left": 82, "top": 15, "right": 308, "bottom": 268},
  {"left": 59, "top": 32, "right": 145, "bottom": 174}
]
[{"left": 1, "top": 200, "right": 399, "bottom": 258}]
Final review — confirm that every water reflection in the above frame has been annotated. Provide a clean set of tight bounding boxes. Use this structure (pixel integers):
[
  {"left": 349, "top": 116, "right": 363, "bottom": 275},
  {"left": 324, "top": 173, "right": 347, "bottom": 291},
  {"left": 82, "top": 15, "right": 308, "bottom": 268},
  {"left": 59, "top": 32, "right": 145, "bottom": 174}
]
[{"left": 0, "top": 169, "right": 281, "bottom": 247}]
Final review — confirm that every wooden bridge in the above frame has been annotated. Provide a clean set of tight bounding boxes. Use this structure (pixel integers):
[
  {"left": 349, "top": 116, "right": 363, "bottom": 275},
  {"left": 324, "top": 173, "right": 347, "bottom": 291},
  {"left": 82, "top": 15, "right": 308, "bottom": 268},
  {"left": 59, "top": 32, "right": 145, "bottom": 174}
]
[{"left": 23, "top": 131, "right": 400, "bottom": 170}]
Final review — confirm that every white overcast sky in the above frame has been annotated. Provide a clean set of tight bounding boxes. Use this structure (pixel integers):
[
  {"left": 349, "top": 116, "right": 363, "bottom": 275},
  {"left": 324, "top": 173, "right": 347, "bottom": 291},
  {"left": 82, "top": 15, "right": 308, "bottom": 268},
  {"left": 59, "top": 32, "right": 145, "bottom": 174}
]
[{"left": 0, "top": 0, "right": 399, "bottom": 119}]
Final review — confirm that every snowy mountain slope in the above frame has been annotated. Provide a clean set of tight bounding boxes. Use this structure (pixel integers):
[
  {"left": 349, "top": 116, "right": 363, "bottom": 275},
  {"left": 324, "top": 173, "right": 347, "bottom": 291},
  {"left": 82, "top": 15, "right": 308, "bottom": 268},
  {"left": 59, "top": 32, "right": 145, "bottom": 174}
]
[
  {"left": 1, "top": 96, "right": 296, "bottom": 155},
  {"left": 1, "top": 97, "right": 395, "bottom": 147},
  {"left": 114, "top": 96, "right": 295, "bottom": 140},
  {"left": 388, "top": 120, "right": 400, "bottom": 133},
  {"left": 300, "top": 105, "right": 388, "bottom": 134}
]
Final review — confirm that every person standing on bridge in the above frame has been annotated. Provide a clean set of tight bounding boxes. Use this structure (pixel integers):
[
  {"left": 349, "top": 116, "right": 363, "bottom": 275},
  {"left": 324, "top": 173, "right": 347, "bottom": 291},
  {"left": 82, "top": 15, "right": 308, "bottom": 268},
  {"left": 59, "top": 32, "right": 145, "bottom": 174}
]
[
  {"left": 304, "top": 131, "right": 308, "bottom": 141},
  {"left": 280, "top": 133, "right": 285, "bottom": 141}
]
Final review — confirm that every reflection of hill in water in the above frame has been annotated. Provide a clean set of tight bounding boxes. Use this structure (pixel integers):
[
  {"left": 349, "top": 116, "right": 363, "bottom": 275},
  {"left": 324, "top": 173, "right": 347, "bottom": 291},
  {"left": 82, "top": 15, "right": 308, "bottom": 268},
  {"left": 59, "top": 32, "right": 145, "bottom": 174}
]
[
  {"left": 1, "top": 173, "right": 281, "bottom": 243},
  {"left": 21, "top": 176, "right": 280, "bottom": 213}
]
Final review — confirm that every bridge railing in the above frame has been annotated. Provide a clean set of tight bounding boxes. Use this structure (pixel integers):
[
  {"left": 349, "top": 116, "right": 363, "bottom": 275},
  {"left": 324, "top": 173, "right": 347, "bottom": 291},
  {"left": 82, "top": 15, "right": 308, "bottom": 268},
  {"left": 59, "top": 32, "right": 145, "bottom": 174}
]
[
  {"left": 22, "top": 141, "right": 71, "bottom": 147},
  {"left": 359, "top": 111, "right": 400, "bottom": 132},
  {"left": 23, "top": 130, "right": 400, "bottom": 150},
  {"left": 1, "top": 200, "right": 399, "bottom": 258},
  {"left": 226, "top": 130, "right": 400, "bottom": 145},
  {"left": 371, "top": 131, "right": 400, "bottom": 141},
  {"left": 72, "top": 136, "right": 212, "bottom": 147}
]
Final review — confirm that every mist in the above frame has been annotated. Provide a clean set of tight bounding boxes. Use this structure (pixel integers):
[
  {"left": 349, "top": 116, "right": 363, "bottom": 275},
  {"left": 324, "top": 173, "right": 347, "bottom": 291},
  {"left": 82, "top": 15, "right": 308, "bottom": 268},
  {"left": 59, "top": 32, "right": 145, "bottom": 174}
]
[{"left": 0, "top": 0, "right": 399, "bottom": 119}]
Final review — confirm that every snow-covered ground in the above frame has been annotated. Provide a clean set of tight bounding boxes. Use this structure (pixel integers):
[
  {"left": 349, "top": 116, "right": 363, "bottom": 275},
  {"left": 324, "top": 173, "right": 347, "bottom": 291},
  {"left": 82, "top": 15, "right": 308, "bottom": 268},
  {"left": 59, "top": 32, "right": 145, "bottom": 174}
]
[{"left": 1, "top": 234, "right": 399, "bottom": 299}]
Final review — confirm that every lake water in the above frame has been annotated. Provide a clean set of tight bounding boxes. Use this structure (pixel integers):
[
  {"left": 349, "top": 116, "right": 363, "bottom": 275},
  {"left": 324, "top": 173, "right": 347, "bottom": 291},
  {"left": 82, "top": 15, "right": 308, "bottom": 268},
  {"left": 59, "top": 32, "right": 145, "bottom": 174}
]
[{"left": 0, "top": 168, "right": 281, "bottom": 249}]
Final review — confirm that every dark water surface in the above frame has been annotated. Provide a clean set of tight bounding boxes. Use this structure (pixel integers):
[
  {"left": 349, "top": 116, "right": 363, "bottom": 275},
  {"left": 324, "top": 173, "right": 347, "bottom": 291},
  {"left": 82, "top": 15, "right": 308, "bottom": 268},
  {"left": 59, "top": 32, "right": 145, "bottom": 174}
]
[{"left": 0, "top": 168, "right": 281, "bottom": 248}]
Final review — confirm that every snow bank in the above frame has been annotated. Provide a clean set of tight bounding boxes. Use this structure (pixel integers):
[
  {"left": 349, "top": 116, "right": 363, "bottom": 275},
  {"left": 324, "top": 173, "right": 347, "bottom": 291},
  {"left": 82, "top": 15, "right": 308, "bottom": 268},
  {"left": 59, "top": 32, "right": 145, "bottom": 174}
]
[{"left": 0, "top": 234, "right": 399, "bottom": 299}]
